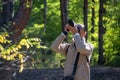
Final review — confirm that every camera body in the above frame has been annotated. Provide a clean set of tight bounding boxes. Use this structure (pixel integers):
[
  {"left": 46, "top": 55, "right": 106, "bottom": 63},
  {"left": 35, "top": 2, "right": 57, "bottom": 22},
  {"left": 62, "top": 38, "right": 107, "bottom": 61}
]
[
  {"left": 68, "top": 19, "right": 74, "bottom": 27},
  {"left": 67, "top": 19, "right": 75, "bottom": 31}
]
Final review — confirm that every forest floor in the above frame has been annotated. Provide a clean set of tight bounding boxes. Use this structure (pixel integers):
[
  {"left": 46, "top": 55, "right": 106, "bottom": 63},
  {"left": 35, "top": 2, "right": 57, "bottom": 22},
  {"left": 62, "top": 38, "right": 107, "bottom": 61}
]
[{"left": 12, "top": 66, "right": 120, "bottom": 80}]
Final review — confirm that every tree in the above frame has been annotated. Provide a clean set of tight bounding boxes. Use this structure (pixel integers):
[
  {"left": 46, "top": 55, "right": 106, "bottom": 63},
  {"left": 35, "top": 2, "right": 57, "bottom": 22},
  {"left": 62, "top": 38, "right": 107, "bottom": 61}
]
[
  {"left": 83, "top": 0, "right": 88, "bottom": 40},
  {"left": 9, "top": 0, "right": 32, "bottom": 43},
  {"left": 91, "top": 0, "right": 95, "bottom": 41},
  {"left": 0, "top": 0, "right": 33, "bottom": 80},
  {"left": 98, "top": 0, "right": 106, "bottom": 65},
  {"left": 0, "top": 32, "right": 40, "bottom": 80},
  {"left": 60, "top": 0, "right": 68, "bottom": 31},
  {"left": 0, "top": 0, "right": 14, "bottom": 30},
  {"left": 41, "top": 0, "right": 47, "bottom": 64},
  {"left": 103, "top": 0, "right": 120, "bottom": 67},
  {"left": 0, "top": 1, "right": 14, "bottom": 80}
]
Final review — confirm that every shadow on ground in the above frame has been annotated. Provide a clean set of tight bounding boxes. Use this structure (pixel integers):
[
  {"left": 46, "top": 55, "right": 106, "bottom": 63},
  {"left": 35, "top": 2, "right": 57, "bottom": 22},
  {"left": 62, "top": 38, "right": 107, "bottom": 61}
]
[{"left": 12, "top": 67, "right": 120, "bottom": 80}]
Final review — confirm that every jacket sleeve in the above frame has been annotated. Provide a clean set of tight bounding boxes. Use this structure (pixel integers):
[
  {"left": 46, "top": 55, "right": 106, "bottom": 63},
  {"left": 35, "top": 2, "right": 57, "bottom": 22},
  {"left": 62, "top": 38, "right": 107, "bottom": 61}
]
[
  {"left": 50, "top": 33, "right": 70, "bottom": 55},
  {"left": 74, "top": 33, "right": 94, "bottom": 55}
]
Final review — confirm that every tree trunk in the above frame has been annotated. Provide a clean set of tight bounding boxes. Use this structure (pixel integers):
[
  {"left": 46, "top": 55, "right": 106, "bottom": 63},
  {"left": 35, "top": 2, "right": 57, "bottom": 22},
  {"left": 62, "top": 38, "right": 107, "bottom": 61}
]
[
  {"left": 0, "top": 0, "right": 14, "bottom": 80},
  {"left": 91, "top": 0, "right": 95, "bottom": 41},
  {"left": 0, "top": 0, "right": 32, "bottom": 80},
  {"left": 60, "top": 0, "right": 68, "bottom": 31},
  {"left": 41, "top": 0, "right": 47, "bottom": 64},
  {"left": 83, "top": 0, "right": 88, "bottom": 41},
  {"left": 43, "top": 0, "right": 47, "bottom": 33},
  {"left": 98, "top": 0, "right": 105, "bottom": 65},
  {"left": 0, "top": 0, "right": 14, "bottom": 30},
  {"left": 9, "top": 0, "right": 32, "bottom": 43}
]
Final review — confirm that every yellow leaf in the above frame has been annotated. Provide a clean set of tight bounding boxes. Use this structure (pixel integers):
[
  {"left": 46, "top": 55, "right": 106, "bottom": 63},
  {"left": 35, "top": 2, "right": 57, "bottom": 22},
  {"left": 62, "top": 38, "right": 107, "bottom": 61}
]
[
  {"left": 20, "top": 39, "right": 26, "bottom": 45},
  {"left": 26, "top": 44, "right": 30, "bottom": 49},
  {"left": 0, "top": 35, "right": 3, "bottom": 43},
  {"left": 7, "top": 49, "right": 11, "bottom": 54},
  {"left": 2, "top": 55, "right": 7, "bottom": 59},
  {"left": 17, "top": 45, "right": 22, "bottom": 49},
  {"left": 19, "top": 64, "right": 24, "bottom": 72},
  {"left": 0, "top": 45, "right": 4, "bottom": 50},
  {"left": 6, "top": 56, "right": 11, "bottom": 60},
  {"left": 18, "top": 54, "right": 24, "bottom": 63},
  {"left": 25, "top": 0, "right": 31, "bottom": 8}
]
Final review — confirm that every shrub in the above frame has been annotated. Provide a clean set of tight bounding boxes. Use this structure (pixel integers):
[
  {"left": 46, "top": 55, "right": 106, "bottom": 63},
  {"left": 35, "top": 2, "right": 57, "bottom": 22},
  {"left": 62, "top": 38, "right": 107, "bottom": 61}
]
[
  {"left": 0, "top": 32, "right": 40, "bottom": 72},
  {"left": 105, "top": 55, "right": 120, "bottom": 67}
]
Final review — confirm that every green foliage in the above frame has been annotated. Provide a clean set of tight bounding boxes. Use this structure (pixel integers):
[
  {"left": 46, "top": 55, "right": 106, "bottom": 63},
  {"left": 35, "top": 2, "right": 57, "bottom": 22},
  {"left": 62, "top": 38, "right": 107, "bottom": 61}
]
[
  {"left": 23, "top": 0, "right": 61, "bottom": 44},
  {"left": 105, "top": 56, "right": 120, "bottom": 67},
  {"left": 20, "top": 0, "right": 120, "bottom": 68},
  {"left": 103, "top": 0, "right": 120, "bottom": 67},
  {"left": 87, "top": 0, "right": 99, "bottom": 66},
  {"left": 21, "top": 0, "right": 62, "bottom": 68},
  {"left": 23, "top": 0, "right": 98, "bottom": 68},
  {"left": 68, "top": 0, "right": 83, "bottom": 22}
]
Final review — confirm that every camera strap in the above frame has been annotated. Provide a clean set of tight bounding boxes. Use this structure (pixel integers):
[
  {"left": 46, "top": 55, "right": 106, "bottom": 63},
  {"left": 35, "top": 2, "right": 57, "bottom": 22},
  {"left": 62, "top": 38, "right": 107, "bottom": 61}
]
[
  {"left": 72, "top": 51, "right": 80, "bottom": 76},
  {"left": 71, "top": 43, "right": 89, "bottom": 76},
  {"left": 65, "top": 43, "right": 89, "bottom": 76}
]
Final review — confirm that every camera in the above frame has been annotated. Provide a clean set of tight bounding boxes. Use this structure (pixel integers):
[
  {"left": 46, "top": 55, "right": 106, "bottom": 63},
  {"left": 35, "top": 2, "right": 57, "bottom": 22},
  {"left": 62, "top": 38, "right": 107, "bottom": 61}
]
[
  {"left": 68, "top": 19, "right": 74, "bottom": 27},
  {"left": 67, "top": 19, "right": 75, "bottom": 31}
]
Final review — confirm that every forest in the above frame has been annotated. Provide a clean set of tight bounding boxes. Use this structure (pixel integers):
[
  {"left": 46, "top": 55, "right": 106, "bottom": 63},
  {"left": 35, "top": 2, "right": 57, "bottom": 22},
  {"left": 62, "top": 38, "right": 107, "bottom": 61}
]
[
  {"left": 22, "top": 0, "right": 120, "bottom": 68},
  {"left": 0, "top": 0, "right": 120, "bottom": 80}
]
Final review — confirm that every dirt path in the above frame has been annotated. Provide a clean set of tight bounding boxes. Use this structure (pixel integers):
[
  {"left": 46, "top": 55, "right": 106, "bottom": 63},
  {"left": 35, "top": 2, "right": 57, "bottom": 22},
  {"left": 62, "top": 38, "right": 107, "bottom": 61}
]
[{"left": 12, "top": 67, "right": 120, "bottom": 80}]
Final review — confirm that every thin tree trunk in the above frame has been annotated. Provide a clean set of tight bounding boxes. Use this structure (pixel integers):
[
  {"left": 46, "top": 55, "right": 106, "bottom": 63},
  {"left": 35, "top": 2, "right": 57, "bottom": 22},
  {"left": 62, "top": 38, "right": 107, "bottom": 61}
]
[
  {"left": 41, "top": 0, "right": 47, "bottom": 64},
  {"left": 83, "top": 0, "right": 88, "bottom": 41},
  {"left": 98, "top": 0, "right": 105, "bottom": 65},
  {"left": 0, "top": 1, "right": 14, "bottom": 80},
  {"left": 60, "top": 0, "right": 68, "bottom": 31},
  {"left": 1, "top": 0, "right": 14, "bottom": 29},
  {"left": 91, "top": 0, "right": 95, "bottom": 41},
  {"left": 43, "top": 0, "right": 47, "bottom": 33}
]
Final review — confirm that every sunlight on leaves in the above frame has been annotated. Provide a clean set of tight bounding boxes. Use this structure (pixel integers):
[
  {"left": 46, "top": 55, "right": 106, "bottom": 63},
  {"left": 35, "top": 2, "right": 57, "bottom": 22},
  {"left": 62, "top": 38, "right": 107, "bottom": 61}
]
[{"left": 0, "top": 31, "right": 41, "bottom": 72}]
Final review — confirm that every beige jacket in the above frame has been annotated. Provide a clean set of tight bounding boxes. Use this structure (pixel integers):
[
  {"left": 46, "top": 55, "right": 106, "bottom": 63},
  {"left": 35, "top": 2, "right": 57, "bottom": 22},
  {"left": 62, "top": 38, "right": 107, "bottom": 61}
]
[{"left": 51, "top": 33, "right": 94, "bottom": 80}]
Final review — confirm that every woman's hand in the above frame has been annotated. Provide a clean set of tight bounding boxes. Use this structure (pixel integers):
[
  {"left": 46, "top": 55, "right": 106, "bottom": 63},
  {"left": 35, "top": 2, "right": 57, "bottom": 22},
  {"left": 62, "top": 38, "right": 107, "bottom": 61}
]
[
  {"left": 67, "top": 26, "right": 78, "bottom": 34},
  {"left": 65, "top": 24, "right": 70, "bottom": 32},
  {"left": 65, "top": 24, "right": 78, "bottom": 34},
  {"left": 69, "top": 26, "right": 78, "bottom": 34}
]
